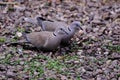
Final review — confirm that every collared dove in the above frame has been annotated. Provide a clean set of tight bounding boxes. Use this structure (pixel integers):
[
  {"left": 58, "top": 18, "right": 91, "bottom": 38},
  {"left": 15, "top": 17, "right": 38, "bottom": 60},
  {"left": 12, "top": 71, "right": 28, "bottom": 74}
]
[
  {"left": 24, "top": 17, "right": 83, "bottom": 44},
  {"left": 36, "top": 17, "right": 68, "bottom": 31},
  {"left": 61, "top": 21, "right": 83, "bottom": 44},
  {"left": 36, "top": 17, "right": 83, "bottom": 44},
  {"left": 10, "top": 28, "right": 68, "bottom": 51}
]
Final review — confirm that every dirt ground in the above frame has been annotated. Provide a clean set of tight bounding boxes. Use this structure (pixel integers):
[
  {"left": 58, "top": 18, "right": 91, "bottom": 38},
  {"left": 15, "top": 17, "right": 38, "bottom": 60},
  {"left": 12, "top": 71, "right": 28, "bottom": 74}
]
[{"left": 0, "top": 0, "right": 120, "bottom": 80}]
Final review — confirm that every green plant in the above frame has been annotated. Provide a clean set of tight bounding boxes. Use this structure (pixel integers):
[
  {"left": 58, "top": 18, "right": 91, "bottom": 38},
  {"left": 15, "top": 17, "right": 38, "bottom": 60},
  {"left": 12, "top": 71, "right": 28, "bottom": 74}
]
[
  {"left": 76, "top": 76, "right": 81, "bottom": 80},
  {"left": 46, "top": 78, "right": 56, "bottom": 80},
  {"left": 0, "top": 37, "right": 6, "bottom": 43},
  {"left": 17, "top": 27, "right": 25, "bottom": 32},
  {"left": 106, "top": 45, "right": 120, "bottom": 52},
  {"left": 0, "top": 53, "right": 13, "bottom": 64},
  {"left": 23, "top": 55, "right": 45, "bottom": 79},
  {"left": 46, "top": 59, "right": 65, "bottom": 72}
]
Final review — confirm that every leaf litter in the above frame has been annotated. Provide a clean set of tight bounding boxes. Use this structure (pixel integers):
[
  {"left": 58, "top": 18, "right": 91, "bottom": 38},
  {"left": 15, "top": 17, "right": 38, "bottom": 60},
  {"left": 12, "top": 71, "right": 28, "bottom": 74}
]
[{"left": 0, "top": 0, "right": 120, "bottom": 80}]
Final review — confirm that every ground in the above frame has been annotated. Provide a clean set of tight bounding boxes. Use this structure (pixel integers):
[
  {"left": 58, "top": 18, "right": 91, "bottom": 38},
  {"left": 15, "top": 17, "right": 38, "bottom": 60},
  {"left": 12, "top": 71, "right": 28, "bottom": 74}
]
[{"left": 0, "top": 0, "right": 120, "bottom": 80}]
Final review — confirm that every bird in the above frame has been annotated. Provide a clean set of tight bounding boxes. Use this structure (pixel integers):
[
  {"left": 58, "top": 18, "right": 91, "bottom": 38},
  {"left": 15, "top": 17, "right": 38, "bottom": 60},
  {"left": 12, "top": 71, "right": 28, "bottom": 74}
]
[
  {"left": 36, "top": 17, "right": 83, "bottom": 44},
  {"left": 61, "top": 21, "right": 83, "bottom": 44},
  {"left": 7, "top": 28, "right": 68, "bottom": 51},
  {"left": 24, "top": 16, "right": 83, "bottom": 44},
  {"left": 36, "top": 17, "right": 68, "bottom": 31}
]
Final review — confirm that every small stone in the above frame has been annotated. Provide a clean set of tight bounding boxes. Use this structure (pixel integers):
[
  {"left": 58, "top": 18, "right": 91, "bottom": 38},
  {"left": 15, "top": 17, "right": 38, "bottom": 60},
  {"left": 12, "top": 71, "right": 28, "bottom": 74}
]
[
  {"left": 111, "top": 60, "right": 118, "bottom": 67},
  {"left": 91, "top": 0, "right": 97, "bottom": 2},
  {"left": 80, "top": 67, "right": 86, "bottom": 73},
  {"left": 93, "top": 27, "right": 99, "bottom": 32},
  {"left": 34, "top": 71, "right": 38, "bottom": 75},
  {"left": 74, "top": 61, "right": 79, "bottom": 64},
  {"left": 96, "top": 75, "right": 101, "bottom": 80},
  {"left": 106, "top": 60, "right": 111, "bottom": 65},
  {"left": 104, "top": 52, "right": 109, "bottom": 55},
  {"left": 20, "top": 61, "right": 24, "bottom": 65},
  {"left": 0, "top": 75, "right": 5, "bottom": 79},
  {"left": 79, "top": 59, "right": 84, "bottom": 63},
  {"left": 77, "top": 50, "right": 83, "bottom": 55},
  {"left": 7, "top": 78, "right": 14, "bottom": 80},
  {"left": 3, "top": 7, "right": 8, "bottom": 13},
  {"left": 14, "top": 5, "right": 26, "bottom": 11},
  {"left": 59, "top": 74, "right": 68, "bottom": 80},
  {"left": 17, "top": 48, "right": 23, "bottom": 54},
  {"left": 6, "top": 71, "right": 16, "bottom": 78},
  {"left": 23, "top": 50, "right": 32, "bottom": 54},
  {"left": 79, "top": 30, "right": 84, "bottom": 35},
  {"left": 96, "top": 69, "right": 103, "bottom": 74},
  {"left": 111, "top": 78, "right": 117, "bottom": 80},
  {"left": 118, "top": 77, "right": 120, "bottom": 80},
  {"left": 16, "top": 32, "right": 22, "bottom": 37}
]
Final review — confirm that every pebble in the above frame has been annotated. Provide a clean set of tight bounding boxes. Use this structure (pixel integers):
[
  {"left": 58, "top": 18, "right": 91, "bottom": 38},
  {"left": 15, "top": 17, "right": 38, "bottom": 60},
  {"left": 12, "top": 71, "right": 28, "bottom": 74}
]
[
  {"left": 74, "top": 60, "right": 79, "bottom": 64},
  {"left": 77, "top": 50, "right": 83, "bottom": 55},
  {"left": 80, "top": 67, "right": 86, "bottom": 73},
  {"left": 118, "top": 77, "right": 120, "bottom": 80},
  {"left": 106, "top": 60, "right": 112, "bottom": 65},
  {"left": 6, "top": 70, "right": 16, "bottom": 78},
  {"left": 16, "top": 32, "right": 22, "bottom": 37}
]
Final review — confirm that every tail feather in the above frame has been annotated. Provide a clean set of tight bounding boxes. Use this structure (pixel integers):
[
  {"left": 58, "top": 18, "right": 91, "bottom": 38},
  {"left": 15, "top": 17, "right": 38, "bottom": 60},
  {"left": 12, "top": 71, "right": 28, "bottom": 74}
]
[
  {"left": 36, "top": 17, "right": 44, "bottom": 27},
  {"left": 36, "top": 17, "right": 46, "bottom": 30},
  {"left": 5, "top": 39, "right": 29, "bottom": 46}
]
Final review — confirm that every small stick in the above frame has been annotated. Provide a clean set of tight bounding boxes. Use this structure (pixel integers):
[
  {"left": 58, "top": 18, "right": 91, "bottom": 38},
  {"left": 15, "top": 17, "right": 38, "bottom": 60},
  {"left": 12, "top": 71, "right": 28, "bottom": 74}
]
[{"left": 0, "top": 2, "right": 19, "bottom": 5}]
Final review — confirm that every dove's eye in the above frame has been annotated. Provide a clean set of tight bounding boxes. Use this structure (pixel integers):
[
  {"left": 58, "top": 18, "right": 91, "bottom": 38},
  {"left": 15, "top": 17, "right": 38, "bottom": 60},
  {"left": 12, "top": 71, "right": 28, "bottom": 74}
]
[
  {"left": 60, "top": 28, "right": 63, "bottom": 30},
  {"left": 76, "top": 24, "right": 80, "bottom": 27}
]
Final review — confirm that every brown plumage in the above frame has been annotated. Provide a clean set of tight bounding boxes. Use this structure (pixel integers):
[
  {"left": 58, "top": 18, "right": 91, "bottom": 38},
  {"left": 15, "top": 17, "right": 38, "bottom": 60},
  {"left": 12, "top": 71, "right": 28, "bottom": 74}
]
[
  {"left": 37, "top": 17, "right": 83, "bottom": 44},
  {"left": 25, "top": 28, "right": 68, "bottom": 50}
]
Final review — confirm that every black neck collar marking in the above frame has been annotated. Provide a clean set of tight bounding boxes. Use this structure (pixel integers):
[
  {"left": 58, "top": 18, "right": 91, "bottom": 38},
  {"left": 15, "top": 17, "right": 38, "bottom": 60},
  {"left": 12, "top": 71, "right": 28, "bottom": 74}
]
[
  {"left": 53, "top": 32, "right": 57, "bottom": 36},
  {"left": 68, "top": 27, "right": 71, "bottom": 31}
]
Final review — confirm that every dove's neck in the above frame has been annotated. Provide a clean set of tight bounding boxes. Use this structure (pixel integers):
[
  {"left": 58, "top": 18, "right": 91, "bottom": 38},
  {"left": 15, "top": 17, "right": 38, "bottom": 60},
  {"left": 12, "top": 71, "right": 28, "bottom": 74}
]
[
  {"left": 68, "top": 25, "right": 76, "bottom": 32},
  {"left": 53, "top": 32, "right": 57, "bottom": 36},
  {"left": 53, "top": 31, "right": 60, "bottom": 37}
]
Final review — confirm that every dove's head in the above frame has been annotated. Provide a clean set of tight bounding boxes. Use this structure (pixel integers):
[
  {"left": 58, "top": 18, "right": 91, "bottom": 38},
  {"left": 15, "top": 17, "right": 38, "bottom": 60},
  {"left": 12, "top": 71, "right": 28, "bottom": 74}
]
[{"left": 70, "top": 21, "right": 83, "bottom": 31}]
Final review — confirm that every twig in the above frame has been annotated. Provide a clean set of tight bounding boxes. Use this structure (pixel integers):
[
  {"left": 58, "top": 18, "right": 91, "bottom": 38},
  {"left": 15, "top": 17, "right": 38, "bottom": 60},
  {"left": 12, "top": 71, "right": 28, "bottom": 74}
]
[
  {"left": 108, "top": 56, "right": 120, "bottom": 60},
  {"left": 0, "top": 2, "right": 19, "bottom": 5}
]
